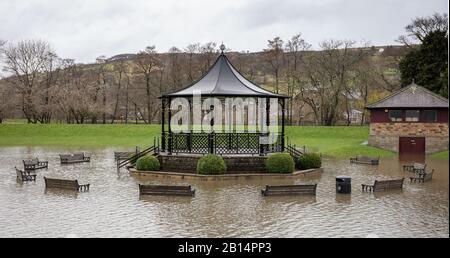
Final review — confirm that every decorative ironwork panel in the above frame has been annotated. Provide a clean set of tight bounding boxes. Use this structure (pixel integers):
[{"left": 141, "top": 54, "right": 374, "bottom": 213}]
[{"left": 161, "top": 132, "right": 283, "bottom": 155}]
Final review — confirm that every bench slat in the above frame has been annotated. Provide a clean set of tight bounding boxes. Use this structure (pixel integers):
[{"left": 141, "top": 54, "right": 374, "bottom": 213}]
[
  {"left": 350, "top": 156, "right": 379, "bottom": 165},
  {"left": 362, "top": 178, "right": 404, "bottom": 192},
  {"left": 44, "top": 177, "right": 89, "bottom": 192},
  {"left": 139, "top": 184, "right": 195, "bottom": 196},
  {"left": 262, "top": 184, "right": 317, "bottom": 196},
  {"left": 60, "top": 153, "right": 90, "bottom": 164}
]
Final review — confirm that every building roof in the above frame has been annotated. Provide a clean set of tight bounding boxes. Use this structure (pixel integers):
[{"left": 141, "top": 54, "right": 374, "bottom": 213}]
[
  {"left": 161, "top": 52, "right": 289, "bottom": 98},
  {"left": 366, "top": 83, "right": 448, "bottom": 109}
]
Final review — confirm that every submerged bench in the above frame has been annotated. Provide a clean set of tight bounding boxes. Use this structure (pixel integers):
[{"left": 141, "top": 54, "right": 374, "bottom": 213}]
[
  {"left": 23, "top": 158, "right": 48, "bottom": 171},
  {"left": 261, "top": 184, "right": 317, "bottom": 196},
  {"left": 138, "top": 184, "right": 195, "bottom": 196},
  {"left": 44, "top": 177, "right": 90, "bottom": 192},
  {"left": 350, "top": 155, "right": 379, "bottom": 165},
  {"left": 15, "top": 167, "right": 36, "bottom": 182},
  {"left": 59, "top": 153, "right": 90, "bottom": 164},
  {"left": 362, "top": 178, "right": 404, "bottom": 192},
  {"left": 410, "top": 169, "right": 434, "bottom": 183},
  {"left": 114, "top": 151, "right": 135, "bottom": 161},
  {"left": 403, "top": 162, "right": 426, "bottom": 174}
]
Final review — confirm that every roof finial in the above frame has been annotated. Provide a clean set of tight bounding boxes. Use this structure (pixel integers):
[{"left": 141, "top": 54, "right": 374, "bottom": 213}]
[{"left": 220, "top": 42, "right": 225, "bottom": 54}]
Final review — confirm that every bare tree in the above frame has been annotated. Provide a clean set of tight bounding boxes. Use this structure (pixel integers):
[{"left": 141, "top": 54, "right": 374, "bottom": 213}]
[
  {"left": 110, "top": 59, "right": 127, "bottom": 123},
  {"left": 199, "top": 42, "right": 217, "bottom": 75},
  {"left": 92, "top": 56, "right": 108, "bottom": 123},
  {"left": 135, "top": 46, "right": 160, "bottom": 123},
  {"left": 397, "top": 12, "right": 448, "bottom": 47},
  {"left": 168, "top": 46, "right": 183, "bottom": 90},
  {"left": 300, "top": 40, "right": 365, "bottom": 125},
  {"left": 264, "top": 37, "right": 284, "bottom": 94},
  {"left": 185, "top": 43, "right": 200, "bottom": 83},
  {"left": 53, "top": 59, "right": 97, "bottom": 124},
  {"left": 1, "top": 40, "right": 59, "bottom": 123},
  {"left": 0, "top": 80, "right": 13, "bottom": 123},
  {"left": 285, "top": 34, "right": 311, "bottom": 124}
]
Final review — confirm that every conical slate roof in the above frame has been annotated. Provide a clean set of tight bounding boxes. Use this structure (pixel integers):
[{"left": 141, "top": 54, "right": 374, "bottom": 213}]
[
  {"left": 366, "top": 83, "right": 448, "bottom": 109},
  {"left": 162, "top": 53, "right": 288, "bottom": 98}
]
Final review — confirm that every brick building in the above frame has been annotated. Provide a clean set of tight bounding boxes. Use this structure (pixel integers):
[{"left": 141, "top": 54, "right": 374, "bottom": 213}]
[{"left": 366, "top": 83, "right": 448, "bottom": 155}]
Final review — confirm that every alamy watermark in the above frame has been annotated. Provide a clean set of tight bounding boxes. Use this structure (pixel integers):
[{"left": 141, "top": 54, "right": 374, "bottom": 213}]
[{"left": 169, "top": 91, "right": 280, "bottom": 144}]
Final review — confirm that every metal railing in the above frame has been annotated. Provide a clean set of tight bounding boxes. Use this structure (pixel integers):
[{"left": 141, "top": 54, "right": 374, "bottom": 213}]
[
  {"left": 117, "top": 145, "right": 158, "bottom": 169},
  {"left": 161, "top": 132, "right": 284, "bottom": 155}
]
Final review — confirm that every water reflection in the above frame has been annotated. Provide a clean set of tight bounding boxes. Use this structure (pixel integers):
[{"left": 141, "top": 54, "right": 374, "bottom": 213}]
[
  {"left": 0, "top": 146, "right": 448, "bottom": 238},
  {"left": 335, "top": 194, "right": 351, "bottom": 204},
  {"left": 44, "top": 188, "right": 79, "bottom": 199},
  {"left": 399, "top": 153, "right": 426, "bottom": 163}
]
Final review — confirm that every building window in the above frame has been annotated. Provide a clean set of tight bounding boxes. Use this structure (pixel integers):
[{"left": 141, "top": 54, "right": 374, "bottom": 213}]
[
  {"left": 405, "top": 110, "right": 420, "bottom": 122},
  {"left": 389, "top": 110, "right": 403, "bottom": 122},
  {"left": 423, "top": 110, "right": 437, "bottom": 122}
]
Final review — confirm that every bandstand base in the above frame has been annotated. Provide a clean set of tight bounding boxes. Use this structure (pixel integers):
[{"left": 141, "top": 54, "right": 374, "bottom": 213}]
[{"left": 157, "top": 152, "right": 269, "bottom": 174}]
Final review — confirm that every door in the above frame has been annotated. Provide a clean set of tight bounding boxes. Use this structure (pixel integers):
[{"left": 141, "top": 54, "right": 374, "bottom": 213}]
[{"left": 399, "top": 137, "right": 425, "bottom": 162}]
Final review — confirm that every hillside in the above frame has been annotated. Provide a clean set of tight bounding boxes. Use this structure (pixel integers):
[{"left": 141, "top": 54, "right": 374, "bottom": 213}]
[{"left": 0, "top": 44, "right": 408, "bottom": 125}]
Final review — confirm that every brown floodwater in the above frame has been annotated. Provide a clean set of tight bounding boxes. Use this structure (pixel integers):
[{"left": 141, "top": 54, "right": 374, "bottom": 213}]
[{"left": 0, "top": 146, "right": 448, "bottom": 238}]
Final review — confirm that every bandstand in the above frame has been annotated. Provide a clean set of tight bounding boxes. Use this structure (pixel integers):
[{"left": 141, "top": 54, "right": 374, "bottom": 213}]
[{"left": 159, "top": 44, "right": 290, "bottom": 156}]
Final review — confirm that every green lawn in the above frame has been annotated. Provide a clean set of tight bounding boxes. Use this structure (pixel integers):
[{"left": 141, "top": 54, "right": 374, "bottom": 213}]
[
  {"left": 0, "top": 124, "right": 161, "bottom": 148},
  {"left": 430, "top": 150, "right": 449, "bottom": 159},
  {"left": 285, "top": 126, "right": 394, "bottom": 158},
  {"left": 0, "top": 123, "right": 399, "bottom": 158}
]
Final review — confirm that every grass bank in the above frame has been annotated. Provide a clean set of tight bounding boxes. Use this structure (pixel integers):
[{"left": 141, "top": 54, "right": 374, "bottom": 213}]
[
  {"left": 285, "top": 126, "right": 394, "bottom": 158},
  {"left": 0, "top": 124, "right": 395, "bottom": 158},
  {"left": 430, "top": 151, "right": 449, "bottom": 159},
  {"left": 0, "top": 124, "right": 160, "bottom": 147}
]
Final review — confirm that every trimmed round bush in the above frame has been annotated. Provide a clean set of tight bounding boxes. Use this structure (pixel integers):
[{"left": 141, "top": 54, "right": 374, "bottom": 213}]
[
  {"left": 129, "top": 152, "right": 139, "bottom": 164},
  {"left": 136, "top": 155, "right": 160, "bottom": 171},
  {"left": 197, "top": 154, "right": 227, "bottom": 175},
  {"left": 297, "top": 153, "right": 322, "bottom": 170},
  {"left": 266, "top": 153, "right": 295, "bottom": 173}
]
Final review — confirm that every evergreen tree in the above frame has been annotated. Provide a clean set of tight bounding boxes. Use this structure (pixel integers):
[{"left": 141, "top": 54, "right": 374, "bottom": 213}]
[{"left": 399, "top": 30, "right": 448, "bottom": 97}]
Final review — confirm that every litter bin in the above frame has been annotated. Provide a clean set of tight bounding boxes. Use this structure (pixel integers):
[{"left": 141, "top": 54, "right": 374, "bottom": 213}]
[{"left": 336, "top": 175, "right": 351, "bottom": 194}]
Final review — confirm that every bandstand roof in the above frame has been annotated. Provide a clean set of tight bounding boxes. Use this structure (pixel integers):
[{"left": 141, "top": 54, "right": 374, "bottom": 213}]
[{"left": 161, "top": 49, "right": 289, "bottom": 99}]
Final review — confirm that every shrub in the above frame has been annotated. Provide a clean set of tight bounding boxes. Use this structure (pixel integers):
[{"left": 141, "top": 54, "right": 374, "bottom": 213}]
[
  {"left": 136, "top": 155, "right": 160, "bottom": 171},
  {"left": 297, "top": 153, "right": 322, "bottom": 170},
  {"left": 266, "top": 153, "right": 295, "bottom": 173},
  {"left": 129, "top": 152, "right": 139, "bottom": 164},
  {"left": 197, "top": 154, "right": 227, "bottom": 175}
]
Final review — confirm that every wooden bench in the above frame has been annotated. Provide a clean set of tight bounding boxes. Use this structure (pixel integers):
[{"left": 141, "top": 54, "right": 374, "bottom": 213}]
[
  {"left": 403, "top": 162, "right": 426, "bottom": 174},
  {"left": 59, "top": 153, "right": 90, "bottom": 164},
  {"left": 362, "top": 178, "right": 404, "bottom": 192},
  {"left": 114, "top": 151, "right": 135, "bottom": 161},
  {"left": 15, "top": 167, "right": 36, "bottom": 181},
  {"left": 23, "top": 158, "right": 48, "bottom": 171},
  {"left": 138, "top": 184, "right": 195, "bottom": 196},
  {"left": 44, "top": 177, "right": 90, "bottom": 192},
  {"left": 350, "top": 155, "right": 379, "bottom": 165},
  {"left": 410, "top": 169, "right": 434, "bottom": 183},
  {"left": 261, "top": 184, "right": 317, "bottom": 196}
]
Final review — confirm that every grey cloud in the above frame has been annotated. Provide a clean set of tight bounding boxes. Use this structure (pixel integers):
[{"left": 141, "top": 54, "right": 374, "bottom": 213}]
[{"left": 0, "top": 0, "right": 447, "bottom": 63}]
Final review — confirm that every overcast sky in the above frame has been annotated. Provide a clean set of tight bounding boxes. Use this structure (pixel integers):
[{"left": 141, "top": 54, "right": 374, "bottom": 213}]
[{"left": 0, "top": 0, "right": 447, "bottom": 63}]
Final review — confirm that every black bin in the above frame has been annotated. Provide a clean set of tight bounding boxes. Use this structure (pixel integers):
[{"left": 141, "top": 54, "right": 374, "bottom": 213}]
[{"left": 336, "top": 175, "right": 351, "bottom": 194}]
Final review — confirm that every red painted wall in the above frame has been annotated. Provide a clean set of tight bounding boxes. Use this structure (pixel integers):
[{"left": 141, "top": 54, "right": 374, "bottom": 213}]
[
  {"left": 437, "top": 109, "right": 449, "bottom": 122},
  {"left": 369, "top": 108, "right": 448, "bottom": 123}
]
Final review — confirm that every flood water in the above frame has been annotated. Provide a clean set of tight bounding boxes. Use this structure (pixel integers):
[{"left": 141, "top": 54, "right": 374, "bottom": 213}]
[{"left": 0, "top": 146, "right": 448, "bottom": 238}]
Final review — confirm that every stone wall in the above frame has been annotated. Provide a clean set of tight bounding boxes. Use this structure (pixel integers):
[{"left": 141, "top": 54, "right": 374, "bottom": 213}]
[
  {"left": 370, "top": 123, "right": 448, "bottom": 137},
  {"left": 425, "top": 136, "right": 449, "bottom": 154},
  {"left": 369, "top": 122, "right": 449, "bottom": 153},
  {"left": 129, "top": 168, "right": 323, "bottom": 181},
  {"left": 368, "top": 135, "right": 399, "bottom": 152},
  {"left": 159, "top": 155, "right": 268, "bottom": 173}
]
